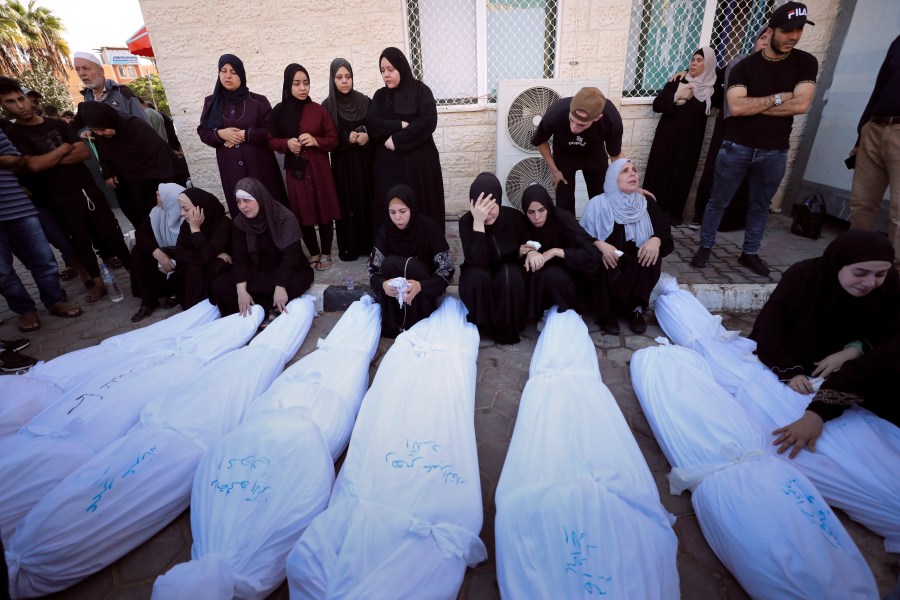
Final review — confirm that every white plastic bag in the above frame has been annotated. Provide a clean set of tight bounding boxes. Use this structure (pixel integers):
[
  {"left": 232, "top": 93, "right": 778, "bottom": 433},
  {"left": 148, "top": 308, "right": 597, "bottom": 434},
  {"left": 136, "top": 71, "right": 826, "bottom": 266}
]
[
  {"left": 5, "top": 299, "right": 315, "bottom": 598},
  {"left": 287, "top": 297, "right": 487, "bottom": 600},
  {"left": 630, "top": 345, "right": 877, "bottom": 599},
  {"left": 495, "top": 309, "right": 678, "bottom": 599}
]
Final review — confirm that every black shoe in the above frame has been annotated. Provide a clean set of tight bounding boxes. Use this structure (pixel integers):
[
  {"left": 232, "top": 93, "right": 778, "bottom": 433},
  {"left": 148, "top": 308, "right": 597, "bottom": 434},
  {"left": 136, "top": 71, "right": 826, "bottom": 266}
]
[
  {"left": 687, "top": 220, "right": 702, "bottom": 230},
  {"left": 690, "top": 247, "right": 711, "bottom": 268},
  {"left": 131, "top": 304, "right": 157, "bottom": 323},
  {"left": 597, "top": 314, "right": 620, "bottom": 335},
  {"left": 106, "top": 256, "right": 124, "bottom": 270},
  {"left": 162, "top": 295, "right": 179, "bottom": 309},
  {"left": 629, "top": 308, "right": 647, "bottom": 334},
  {"left": 0, "top": 338, "right": 30, "bottom": 352},
  {"left": 0, "top": 349, "right": 37, "bottom": 372},
  {"left": 738, "top": 253, "right": 770, "bottom": 277}
]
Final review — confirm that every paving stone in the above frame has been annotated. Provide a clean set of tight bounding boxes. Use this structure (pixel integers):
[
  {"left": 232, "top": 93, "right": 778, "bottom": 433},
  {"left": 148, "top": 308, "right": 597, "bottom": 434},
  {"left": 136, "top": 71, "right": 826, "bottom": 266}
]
[
  {"left": 623, "top": 335, "right": 660, "bottom": 351},
  {"left": 491, "top": 388, "right": 521, "bottom": 420},
  {"left": 674, "top": 514, "right": 733, "bottom": 579},
  {"left": 109, "top": 582, "right": 155, "bottom": 600},
  {"left": 476, "top": 346, "right": 509, "bottom": 368},
  {"left": 655, "top": 471, "right": 695, "bottom": 519},
  {"left": 475, "top": 384, "right": 497, "bottom": 410},
  {"left": 458, "top": 563, "right": 502, "bottom": 600},
  {"left": 629, "top": 410, "right": 656, "bottom": 440},
  {"left": 474, "top": 407, "right": 514, "bottom": 447},
  {"left": 478, "top": 365, "right": 526, "bottom": 393},
  {"left": 43, "top": 567, "right": 115, "bottom": 600},
  {"left": 634, "top": 431, "right": 670, "bottom": 472},
  {"left": 604, "top": 346, "right": 633, "bottom": 365},
  {"left": 677, "top": 554, "right": 730, "bottom": 600},
  {"left": 476, "top": 438, "right": 510, "bottom": 485},
  {"left": 592, "top": 332, "right": 623, "bottom": 349}
]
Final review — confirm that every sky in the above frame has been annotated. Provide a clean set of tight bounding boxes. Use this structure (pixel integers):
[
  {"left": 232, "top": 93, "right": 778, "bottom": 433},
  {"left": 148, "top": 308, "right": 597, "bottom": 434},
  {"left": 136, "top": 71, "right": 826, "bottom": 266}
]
[{"left": 33, "top": 0, "right": 146, "bottom": 58}]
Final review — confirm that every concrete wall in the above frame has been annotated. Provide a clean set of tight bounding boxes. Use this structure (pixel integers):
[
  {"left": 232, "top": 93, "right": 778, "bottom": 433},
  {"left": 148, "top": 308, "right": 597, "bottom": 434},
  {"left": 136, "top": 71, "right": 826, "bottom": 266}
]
[{"left": 139, "top": 0, "right": 843, "bottom": 216}]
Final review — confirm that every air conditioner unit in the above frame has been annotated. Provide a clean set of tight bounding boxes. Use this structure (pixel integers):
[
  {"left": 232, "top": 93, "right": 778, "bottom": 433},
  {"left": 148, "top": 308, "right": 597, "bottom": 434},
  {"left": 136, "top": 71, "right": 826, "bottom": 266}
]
[{"left": 496, "top": 78, "right": 610, "bottom": 216}]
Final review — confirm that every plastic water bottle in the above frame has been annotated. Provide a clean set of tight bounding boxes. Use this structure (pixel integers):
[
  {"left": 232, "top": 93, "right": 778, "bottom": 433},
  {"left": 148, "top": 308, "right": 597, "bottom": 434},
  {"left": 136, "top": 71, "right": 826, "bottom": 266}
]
[{"left": 99, "top": 263, "right": 125, "bottom": 302}]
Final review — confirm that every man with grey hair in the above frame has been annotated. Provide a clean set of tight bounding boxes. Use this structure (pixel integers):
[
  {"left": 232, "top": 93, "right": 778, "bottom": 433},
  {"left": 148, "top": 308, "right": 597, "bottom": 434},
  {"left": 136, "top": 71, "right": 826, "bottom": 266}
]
[{"left": 73, "top": 51, "right": 147, "bottom": 122}]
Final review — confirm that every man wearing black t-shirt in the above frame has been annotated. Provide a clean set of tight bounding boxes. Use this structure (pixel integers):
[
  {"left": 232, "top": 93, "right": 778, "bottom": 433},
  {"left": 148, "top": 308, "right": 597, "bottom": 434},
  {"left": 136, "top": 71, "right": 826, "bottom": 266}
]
[
  {"left": 691, "top": 2, "right": 818, "bottom": 277},
  {"left": 531, "top": 87, "right": 623, "bottom": 214},
  {"left": 0, "top": 77, "right": 131, "bottom": 302}
]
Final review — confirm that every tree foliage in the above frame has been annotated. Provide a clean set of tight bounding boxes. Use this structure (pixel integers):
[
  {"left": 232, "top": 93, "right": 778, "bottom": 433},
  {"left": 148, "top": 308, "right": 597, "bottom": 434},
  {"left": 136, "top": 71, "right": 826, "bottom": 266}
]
[
  {"left": 0, "top": 0, "right": 70, "bottom": 79},
  {"left": 19, "top": 58, "right": 74, "bottom": 111},
  {"left": 127, "top": 73, "right": 171, "bottom": 115}
]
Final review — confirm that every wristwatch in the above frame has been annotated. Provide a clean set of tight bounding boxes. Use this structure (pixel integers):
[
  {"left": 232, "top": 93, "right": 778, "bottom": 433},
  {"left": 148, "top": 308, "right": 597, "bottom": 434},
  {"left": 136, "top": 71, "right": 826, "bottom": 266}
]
[{"left": 773, "top": 94, "right": 783, "bottom": 106}]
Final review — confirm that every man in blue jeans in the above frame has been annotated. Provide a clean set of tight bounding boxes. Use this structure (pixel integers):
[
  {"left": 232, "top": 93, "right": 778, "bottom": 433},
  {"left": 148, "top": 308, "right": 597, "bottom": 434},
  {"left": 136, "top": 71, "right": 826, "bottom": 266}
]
[
  {"left": 690, "top": 2, "right": 818, "bottom": 276},
  {"left": 0, "top": 130, "right": 82, "bottom": 332}
]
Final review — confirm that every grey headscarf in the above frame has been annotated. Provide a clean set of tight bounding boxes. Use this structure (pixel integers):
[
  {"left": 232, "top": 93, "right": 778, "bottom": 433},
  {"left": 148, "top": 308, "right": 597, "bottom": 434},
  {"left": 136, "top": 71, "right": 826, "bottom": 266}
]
[{"left": 581, "top": 159, "right": 654, "bottom": 246}]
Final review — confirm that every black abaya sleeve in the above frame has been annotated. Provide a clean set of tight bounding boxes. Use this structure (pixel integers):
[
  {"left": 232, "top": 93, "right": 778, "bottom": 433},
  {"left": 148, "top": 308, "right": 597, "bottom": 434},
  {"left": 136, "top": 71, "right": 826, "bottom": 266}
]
[
  {"left": 750, "top": 264, "right": 809, "bottom": 379},
  {"left": 273, "top": 240, "right": 304, "bottom": 288},
  {"left": 652, "top": 79, "right": 681, "bottom": 115},
  {"left": 459, "top": 214, "right": 491, "bottom": 268},
  {"left": 231, "top": 224, "right": 250, "bottom": 284},
  {"left": 556, "top": 211, "right": 602, "bottom": 275},
  {"left": 368, "top": 226, "right": 389, "bottom": 292},
  {"left": 134, "top": 218, "right": 160, "bottom": 254},
  {"left": 172, "top": 218, "right": 232, "bottom": 266},
  {"left": 391, "top": 85, "right": 438, "bottom": 152},
  {"left": 366, "top": 90, "right": 403, "bottom": 144},
  {"left": 646, "top": 200, "right": 675, "bottom": 257}
]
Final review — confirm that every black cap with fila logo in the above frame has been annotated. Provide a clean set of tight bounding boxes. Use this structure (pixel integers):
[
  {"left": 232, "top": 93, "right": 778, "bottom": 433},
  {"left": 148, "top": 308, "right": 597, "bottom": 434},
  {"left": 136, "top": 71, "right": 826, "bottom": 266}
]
[{"left": 769, "top": 2, "right": 815, "bottom": 30}]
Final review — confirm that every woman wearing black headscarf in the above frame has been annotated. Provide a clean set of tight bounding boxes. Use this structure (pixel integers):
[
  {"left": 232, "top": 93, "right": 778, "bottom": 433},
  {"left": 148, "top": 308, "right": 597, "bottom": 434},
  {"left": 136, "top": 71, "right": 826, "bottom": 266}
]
[
  {"left": 519, "top": 185, "right": 600, "bottom": 322},
  {"left": 269, "top": 63, "right": 341, "bottom": 272},
  {"left": 323, "top": 57, "right": 374, "bottom": 261},
  {"left": 78, "top": 101, "right": 176, "bottom": 229},
  {"left": 198, "top": 54, "right": 286, "bottom": 217},
  {"left": 750, "top": 230, "right": 900, "bottom": 394},
  {"left": 367, "top": 47, "right": 444, "bottom": 234},
  {"left": 458, "top": 173, "right": 530, "bottom": 344},
  {"left": 170, "top": 187, "right": 232, "bottom": 309},
  {"left": 368, "top": 184, "right": 453, "bottom": 338},
  {"left": 210, "top": 177, "right": 313, "bottom": 317}
]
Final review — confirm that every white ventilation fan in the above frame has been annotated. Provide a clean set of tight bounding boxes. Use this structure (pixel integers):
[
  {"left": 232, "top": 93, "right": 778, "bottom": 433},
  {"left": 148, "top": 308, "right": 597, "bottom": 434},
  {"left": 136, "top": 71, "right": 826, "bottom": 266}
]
[{"left": 496, "top": 78, "right": 610, "bottom": 215}]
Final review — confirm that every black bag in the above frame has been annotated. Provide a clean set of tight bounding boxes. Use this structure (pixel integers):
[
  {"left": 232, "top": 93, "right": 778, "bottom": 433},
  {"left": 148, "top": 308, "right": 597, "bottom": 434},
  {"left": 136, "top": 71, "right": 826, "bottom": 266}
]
[
  {"left": 791, "top": 193, "right": 826, "bottom": 240},
  {"left": 285, "top": 152, "right": 309, "bottom": 180}
]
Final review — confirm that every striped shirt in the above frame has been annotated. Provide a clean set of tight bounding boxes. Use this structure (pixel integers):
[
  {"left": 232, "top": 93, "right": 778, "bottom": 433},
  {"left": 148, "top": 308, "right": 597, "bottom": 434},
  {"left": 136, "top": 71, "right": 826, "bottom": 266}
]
[{"left": 0, "top": 131, "right": 37, "bottom": 222}]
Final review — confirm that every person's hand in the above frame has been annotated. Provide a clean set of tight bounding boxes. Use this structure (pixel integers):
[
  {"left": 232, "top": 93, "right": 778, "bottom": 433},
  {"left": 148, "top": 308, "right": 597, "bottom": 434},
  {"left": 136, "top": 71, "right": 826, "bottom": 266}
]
[
  {"left": 58, "top": 142, "right": 74, "bottom": 155},
  {"left": 404, "top": 279, "right": 421, "bottom": 304},
  {"left": 80, "top": 129, "right": 93, "bottom": 140},
  {"left": 773, "top": 411, "right": 825, "bottom": 459},
  {"left": 848, "top": 147, "right": 858, "bottom": 157},
  {"left": 519, "top": 243, "right": 534, "bottom": 257},
  {"left": 237, "top": 288, "right": 254, "bottom": 317},
  {"left": 153, "top": 249, "right": 175, "bottom": 273},
  {"left": 385, "top": 136, "right": 396, "bottom": 151},
  {"left": 348, "top": 131, "right": 359, "bottom": 144},
  {"left": 218, "top": 127, "right": 243, "bottom": 146},
  {"left": 401, "top": 121, "right": 409, "bottom": 129},
  {"left": 550, "top": 168, "right": 568, "bottom": 190},
  {"left": 186, "top": 206, "right": 205, "bottom": 232},
  {"left": 639, "top": 187, "right": 656, "bottom": 201},
  {"left": 216, "top": 252, "right": 232, "bottom": 264},
  {"left": 298, "top": 133, "right": 318, "bottom": 148},
  {"left": 105, "top": 176, "right": 118, "bottom": 189},
  {"left": 812, "top": 347, "right": 862, "bottom": 378},
  {"left": 637, "top": 237, "right": 661, "bottom": 267},
  {"left": 669, "top": 70, "right": 687, "bottom": 82},
  {"left": 287, "top": 137, "right": 303, "bottom": 154},
  {"left": 524, "top": 250, "right": 544, "bottom": 272},
  {"left": 787, "top": 374, "right": 814, "bottom": 395},
  {"left": 382, "top": 280, "right": 399, "bottom": 298},
  {"left": 470, "top": 193, "right": 496, "bottom": 227},
  {"left": 273, "top": 285, "right": 289, "bottom": 314},
  {"left": 595, "top": 240, "right": 619, "bottom": 269},
  {"left": 356, "top": 131, "right": 369, "bottom": 146}
]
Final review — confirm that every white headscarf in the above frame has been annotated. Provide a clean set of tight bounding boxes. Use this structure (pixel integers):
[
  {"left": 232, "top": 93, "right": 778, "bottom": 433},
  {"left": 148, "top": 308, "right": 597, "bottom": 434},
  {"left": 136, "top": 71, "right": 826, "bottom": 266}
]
[
  {"left": 581, "top": 159, "right": 655, "bottom": 246},
  {"left": 150, "top": 183, "right": 186, "bottom": 247},
  {"left": 686, "top": 46, "right": 717, "bottom": 115}
]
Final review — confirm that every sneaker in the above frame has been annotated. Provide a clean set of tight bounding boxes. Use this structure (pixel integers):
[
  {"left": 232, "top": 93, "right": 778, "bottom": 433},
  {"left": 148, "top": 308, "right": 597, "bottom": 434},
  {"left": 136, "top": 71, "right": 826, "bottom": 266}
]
[
  {"left": 0, "top": 349, "right": 38, "bottom": 372},
  {"left": 628, "top": 308, "right": 647, "bottom": 334},
  {"left": 596, "top": 314, "right": 620, "bottom": 336},
  {"left": 687, "top": 220, "right": 702, "bottom": 230},
  {"left": 0, "top": 338, "right": 30, "bottom": 352},
  {"left": 738, "top": 253, "right": 770, "bottom": 277},
  {"left": 690, "top": 247, "right": 711, "bottom": 268}
]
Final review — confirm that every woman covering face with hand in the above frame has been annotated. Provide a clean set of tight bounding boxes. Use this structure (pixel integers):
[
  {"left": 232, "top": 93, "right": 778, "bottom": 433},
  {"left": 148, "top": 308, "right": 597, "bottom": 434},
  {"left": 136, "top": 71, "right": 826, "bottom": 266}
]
[{"left": 368, "top": 184, "right": 453, "bottom": 338}]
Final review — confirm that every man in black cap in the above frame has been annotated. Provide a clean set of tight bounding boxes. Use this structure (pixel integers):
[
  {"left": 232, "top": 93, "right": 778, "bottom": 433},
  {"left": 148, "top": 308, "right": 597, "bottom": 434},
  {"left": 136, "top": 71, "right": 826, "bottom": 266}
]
[
  {"left": 531, "top": 86, "right": 623, "bottom": 214},
  {"left": 691, "top": 1, "right": 818, "bottom": 277}
]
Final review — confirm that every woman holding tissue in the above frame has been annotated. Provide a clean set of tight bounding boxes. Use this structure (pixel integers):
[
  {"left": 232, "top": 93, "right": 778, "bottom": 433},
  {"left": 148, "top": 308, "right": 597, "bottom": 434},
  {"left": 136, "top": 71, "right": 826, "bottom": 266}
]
[
  {"left": 368, "top": 184, "right": 453, "bottom": 338},
  {"left": 580, "top": 159, "right": 673, "bottom": 334}
]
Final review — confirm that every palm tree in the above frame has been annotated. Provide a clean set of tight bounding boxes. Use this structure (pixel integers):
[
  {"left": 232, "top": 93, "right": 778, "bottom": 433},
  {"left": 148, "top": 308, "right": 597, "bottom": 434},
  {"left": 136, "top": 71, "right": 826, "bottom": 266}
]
[{"left": 0, "top": 0, "right": 70, "bottom": 78}]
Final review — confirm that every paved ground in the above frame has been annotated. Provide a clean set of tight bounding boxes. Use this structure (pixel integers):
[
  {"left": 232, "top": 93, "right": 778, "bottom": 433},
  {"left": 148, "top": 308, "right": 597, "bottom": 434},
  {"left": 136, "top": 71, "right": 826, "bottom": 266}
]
[{"left": 3, "top": 214, "right": 898, "bottom": 599}]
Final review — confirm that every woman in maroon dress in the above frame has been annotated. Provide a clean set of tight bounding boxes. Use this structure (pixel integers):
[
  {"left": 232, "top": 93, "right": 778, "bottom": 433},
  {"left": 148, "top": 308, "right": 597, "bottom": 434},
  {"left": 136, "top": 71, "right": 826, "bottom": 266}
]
[
  {"left": 268, "top": 63, "right": 341, "bottom": 271},
  {"left": 197, "top": 54, "right": 287, "bottom": 217}
]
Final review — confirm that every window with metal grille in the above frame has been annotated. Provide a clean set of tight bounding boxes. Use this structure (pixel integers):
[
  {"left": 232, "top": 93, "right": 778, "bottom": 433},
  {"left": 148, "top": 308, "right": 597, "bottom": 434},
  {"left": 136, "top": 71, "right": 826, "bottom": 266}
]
[
  {"left": 623, "top": 0, "right": 779, "bottom": 100},
  {"left": 405, "top": 0, "right": 559, "bottom": 107}
]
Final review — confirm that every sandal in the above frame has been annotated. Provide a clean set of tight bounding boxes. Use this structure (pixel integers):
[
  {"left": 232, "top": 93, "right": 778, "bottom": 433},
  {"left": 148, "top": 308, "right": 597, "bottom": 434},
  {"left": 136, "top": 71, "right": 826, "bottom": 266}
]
[
  {"left": 49, "top": 301, "right": 83, "bottom": 318},
  {"left": 17, "top": 311, "right": 41, "bottom": 332},
  {"left": 85, "top": 285, "right": 108, "bottom": 303},
  {"left": 317, "top": 256, "right": 333, "bottom": 271}
]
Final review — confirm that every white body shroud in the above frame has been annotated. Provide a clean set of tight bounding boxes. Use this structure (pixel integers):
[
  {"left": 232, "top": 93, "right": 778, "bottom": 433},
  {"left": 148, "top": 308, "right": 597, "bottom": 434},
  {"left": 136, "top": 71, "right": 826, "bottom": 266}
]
[
  {"left": 630, "top": 344, "right": 877, "bottom": 600},
  {"left": 287, "top": 297, "right": 487, "bottom": 600},
  {"left": 654, "top": 276, "right": 900, "bottom": 553},
  {"left": 0, "top": 301, "right": 220, "bottom": 439},
  {"left": 0, "top": 306, "right": 262, "bottom": 545},
  {"left": 151, "top": 297, "right": 381, "bottom": 600},
  {"left": 5, "top": 298, "right": 316, "bottom": 598},
  {"left": 495, "top": 309, "right": 679, "bottom": 599}
]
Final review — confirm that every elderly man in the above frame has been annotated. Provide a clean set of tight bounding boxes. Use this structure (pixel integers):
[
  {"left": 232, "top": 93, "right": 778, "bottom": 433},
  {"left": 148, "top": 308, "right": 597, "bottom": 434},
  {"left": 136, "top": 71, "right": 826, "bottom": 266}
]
[{"left": 73, "top": 51, "right": 147, "bottom": 122}]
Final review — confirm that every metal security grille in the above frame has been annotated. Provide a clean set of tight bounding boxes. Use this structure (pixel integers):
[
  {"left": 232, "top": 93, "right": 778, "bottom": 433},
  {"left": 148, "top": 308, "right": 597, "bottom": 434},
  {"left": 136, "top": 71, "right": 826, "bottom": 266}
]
[
  {"left": 624, "top": 0, "right": 779, "bottom": 99},
  {"left": 406, "top": 0, "right": 559, "bottom": 106}
]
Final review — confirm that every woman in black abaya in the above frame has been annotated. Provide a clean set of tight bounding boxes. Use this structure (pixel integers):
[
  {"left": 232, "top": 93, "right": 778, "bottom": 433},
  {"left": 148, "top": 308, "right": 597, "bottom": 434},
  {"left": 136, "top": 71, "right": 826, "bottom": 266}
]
[
  {"left": 367, "top": 47, "right": 444, "bottom": 234},
  {"left": 368, "top": 184, "right": 453, "bottom": 338}
]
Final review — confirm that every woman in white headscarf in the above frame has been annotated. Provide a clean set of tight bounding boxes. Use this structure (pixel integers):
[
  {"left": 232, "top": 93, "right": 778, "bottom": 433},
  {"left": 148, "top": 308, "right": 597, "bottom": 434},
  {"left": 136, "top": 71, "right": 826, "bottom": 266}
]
[
  {"left": 581, "top": 159, "right": 673, "bottom": 335},
  {"left": 643, "top": 46, "right": 719, "bottom": 226}
]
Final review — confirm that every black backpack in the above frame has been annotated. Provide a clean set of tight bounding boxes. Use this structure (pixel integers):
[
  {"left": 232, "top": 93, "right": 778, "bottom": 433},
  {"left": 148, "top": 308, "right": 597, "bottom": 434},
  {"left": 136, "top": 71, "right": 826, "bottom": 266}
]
[{"left": 790, "top": 193, "right": 826, "bottom": 240}]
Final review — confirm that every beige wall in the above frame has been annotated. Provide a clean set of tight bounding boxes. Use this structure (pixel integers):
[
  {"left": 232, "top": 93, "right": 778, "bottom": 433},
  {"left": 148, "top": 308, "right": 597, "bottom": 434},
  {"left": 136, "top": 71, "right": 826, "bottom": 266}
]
[{"left": 140, "top": 0, "right": 842, "bottom": 216}]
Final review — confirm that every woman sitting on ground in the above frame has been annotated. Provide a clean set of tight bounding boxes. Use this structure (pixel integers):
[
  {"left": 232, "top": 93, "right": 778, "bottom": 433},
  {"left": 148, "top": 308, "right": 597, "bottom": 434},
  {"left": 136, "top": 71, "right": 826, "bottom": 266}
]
[
  {"left": 750, "top": 230, "right": 899, "bottom": 395},
  {"left": 580, "top": 158, "right": 673, "bottom": 334},
  {"left": 458, "top": 172, "right": 530, "bottom": 344},
  {"left": 129, "top": 183, "right": 185, "bottom": 323},
  {"left": 519, "top": 184, "right": 600, "bottom": 325},
  {"left": 210, "top": 177, "right": 314, "bottom": 318},
  {"left": 170, "top": 187, "right": 232, "bottom": 309},
  {"left": 368, "top": 184, "right": 453, "bottom": 338}
]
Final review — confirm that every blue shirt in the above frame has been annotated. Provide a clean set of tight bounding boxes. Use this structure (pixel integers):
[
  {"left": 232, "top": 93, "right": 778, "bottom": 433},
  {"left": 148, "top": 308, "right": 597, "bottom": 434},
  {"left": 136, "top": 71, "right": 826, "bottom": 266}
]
[{"left": 0, "top": 131, "right": 37, "bottom": 222}]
